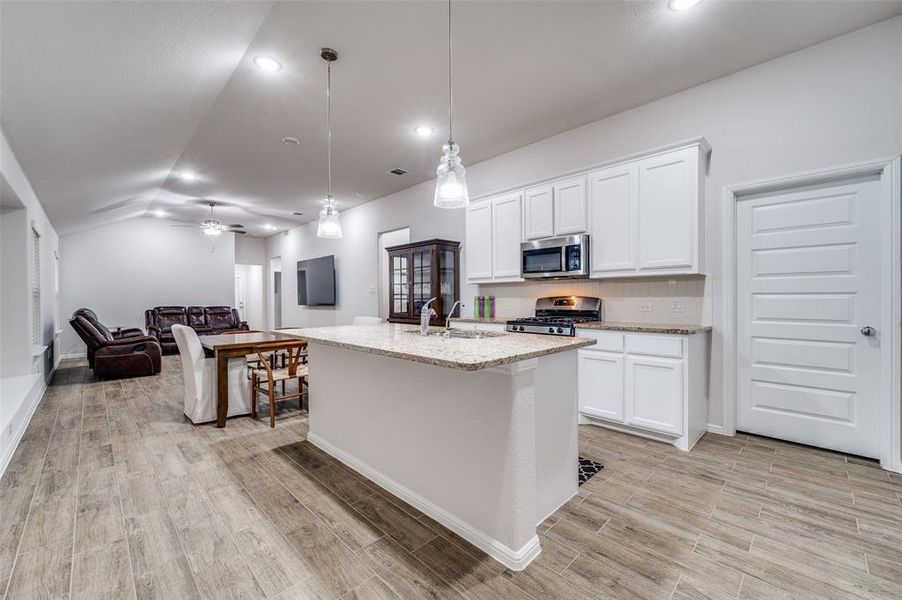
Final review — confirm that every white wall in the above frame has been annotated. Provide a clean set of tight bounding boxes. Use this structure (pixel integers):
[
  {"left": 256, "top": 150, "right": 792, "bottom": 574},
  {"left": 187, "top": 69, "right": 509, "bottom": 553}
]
[
  {"left": 235, "top": 235, "right": 266, "bottom": 265},
  {"left": 267, "top": 17, "right": 902, "bottom": 431},
  {"left": 59, "top": 217, "right": 236, "bottom": 356},
  {"left": 1, "top": 128, "right": 61, "bottom": 475}
]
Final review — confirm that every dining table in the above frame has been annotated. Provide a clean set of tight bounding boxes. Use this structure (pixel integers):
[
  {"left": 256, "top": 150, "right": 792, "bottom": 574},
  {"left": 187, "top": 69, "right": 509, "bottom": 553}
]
[{"left": 198, "top": 331, "right": 307, "bottom": 427}]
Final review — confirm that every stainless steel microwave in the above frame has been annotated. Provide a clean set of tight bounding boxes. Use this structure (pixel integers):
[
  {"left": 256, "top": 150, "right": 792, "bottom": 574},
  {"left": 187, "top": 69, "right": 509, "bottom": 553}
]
[{"left": 520, "top": 234, "right": 589, "bottom": 279}]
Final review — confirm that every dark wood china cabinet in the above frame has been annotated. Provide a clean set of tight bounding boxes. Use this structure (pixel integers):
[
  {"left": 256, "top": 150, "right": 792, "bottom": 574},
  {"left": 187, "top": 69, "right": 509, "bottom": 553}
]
[{"left": 385, "top": 239, "right": 461, "bottom": 326}]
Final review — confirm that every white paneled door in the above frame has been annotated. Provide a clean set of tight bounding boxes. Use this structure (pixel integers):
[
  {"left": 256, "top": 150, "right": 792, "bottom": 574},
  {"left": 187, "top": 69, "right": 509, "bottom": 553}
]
[{"left": 736, "top": 174, "right": 882, "bottom": 457}]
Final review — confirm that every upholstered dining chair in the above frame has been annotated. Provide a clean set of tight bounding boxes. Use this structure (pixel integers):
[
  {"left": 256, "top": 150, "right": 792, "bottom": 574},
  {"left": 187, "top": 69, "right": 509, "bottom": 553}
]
[
  {"left": 250, "top": 346, "right": 308, "bottom": 428},
  {"left": 171, "top": 324, "right": 252, "bottom": 424},
  {"left": 352, "top": 316, "right": 383, "bottom": 325}
]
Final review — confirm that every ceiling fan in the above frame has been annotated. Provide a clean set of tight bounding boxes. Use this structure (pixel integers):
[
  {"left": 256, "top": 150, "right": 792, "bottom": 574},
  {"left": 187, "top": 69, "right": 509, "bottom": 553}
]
[{"left": 198, "top": 201, "right": 246, "bottom": 236}]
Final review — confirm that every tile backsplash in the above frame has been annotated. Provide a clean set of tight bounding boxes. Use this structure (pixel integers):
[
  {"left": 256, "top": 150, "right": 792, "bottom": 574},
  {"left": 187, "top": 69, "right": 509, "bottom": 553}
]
[{"left": 473, "top": 275, "right": 710, "bottom": 324}]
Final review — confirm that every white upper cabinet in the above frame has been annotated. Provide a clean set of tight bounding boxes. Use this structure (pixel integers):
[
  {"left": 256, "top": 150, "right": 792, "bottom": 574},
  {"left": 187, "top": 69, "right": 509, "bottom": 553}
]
[
  {"left": 589, "top": 163, "right": 638, "bottom": 276},
  {"left": 523, "top": 184, "right": 554, "bottom": 240},
  {"left": 523, "top": 176, "right": 588, "bottom": 240},
  {"left": 465, "top": 201, "right": 493, "bottom": 282},
  {"left": 465, "top": 192, "right": 524, "bottom": 283},
  {"left": 588, "top": 140, "right": 707, "bottom": 278},
  {"left": 465, "top": 138, "right": 708, "bottom": 283},
  {"left": 553, "top": 176, "right": 588, "bottom": 236},
  {"left": 637, "top": 147, "right": 698, "bottom": 272},
  {"left": 492, "top": 193, "right": 524, "bottom": 279}
]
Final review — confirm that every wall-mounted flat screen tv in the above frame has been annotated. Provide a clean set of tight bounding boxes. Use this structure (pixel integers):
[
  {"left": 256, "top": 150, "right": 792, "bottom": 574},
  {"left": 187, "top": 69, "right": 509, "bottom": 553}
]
[{"left": 297, "top": 255, "right": 336, "bottom": 306}]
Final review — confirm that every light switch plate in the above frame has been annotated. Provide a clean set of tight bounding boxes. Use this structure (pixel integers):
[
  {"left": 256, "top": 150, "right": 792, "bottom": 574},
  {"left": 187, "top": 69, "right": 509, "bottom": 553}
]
[
  {"left": 638, "top": 301, "right": 653, "bottom": 313},
  {"left": 670, "top": 300, "right": 685, "bottom": 313}
]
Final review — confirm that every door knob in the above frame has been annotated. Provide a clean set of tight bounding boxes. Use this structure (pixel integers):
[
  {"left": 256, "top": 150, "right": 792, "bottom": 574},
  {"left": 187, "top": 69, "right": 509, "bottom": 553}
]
[{"left": 860, "top": 326, "right": 876, "bottom": 337}]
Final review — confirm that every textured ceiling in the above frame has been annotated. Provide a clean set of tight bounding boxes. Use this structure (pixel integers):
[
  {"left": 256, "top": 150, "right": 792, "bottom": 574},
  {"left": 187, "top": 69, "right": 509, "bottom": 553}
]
[{"left": 2, "top": 0, "right": 901, "bottom": 236}]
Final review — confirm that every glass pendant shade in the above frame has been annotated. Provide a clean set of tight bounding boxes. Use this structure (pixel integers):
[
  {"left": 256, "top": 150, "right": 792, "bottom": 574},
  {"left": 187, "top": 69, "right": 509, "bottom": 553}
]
[
  {"left": 433, "top": 142, "right": 469, "bottom": 209},
  {"left": 317, "top": 196, "right": 343, "bottom": 238}
]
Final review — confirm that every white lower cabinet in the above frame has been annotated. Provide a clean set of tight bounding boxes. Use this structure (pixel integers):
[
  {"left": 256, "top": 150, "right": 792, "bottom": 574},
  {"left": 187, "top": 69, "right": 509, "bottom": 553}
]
[
  {"left": 577, "top": 330, "right": 708, "bottom": 450},
  {"left": 625, "top": 355, "right": 682, "bottom": 436},
  {"left": 578, "top": 351, "right": 623, "bottom": 421}
]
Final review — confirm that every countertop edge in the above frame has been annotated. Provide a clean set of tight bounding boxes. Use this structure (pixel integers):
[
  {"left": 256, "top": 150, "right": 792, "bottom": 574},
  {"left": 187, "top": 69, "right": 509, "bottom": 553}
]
[
  {"left": 575, "top": 322, "right": 712, "bottom": 335},
  {"left": 282, "top": 333, "right": 596, "bottom": 371}
]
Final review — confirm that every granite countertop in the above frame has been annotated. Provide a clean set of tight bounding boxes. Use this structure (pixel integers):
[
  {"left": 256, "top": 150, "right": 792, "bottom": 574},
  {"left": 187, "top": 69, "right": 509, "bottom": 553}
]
[
  {"left": 277, "top": 324, "right": 596, "bottom": 371},
  {"left": 575, "top": 321, "right": 712, "bottom": 335}
]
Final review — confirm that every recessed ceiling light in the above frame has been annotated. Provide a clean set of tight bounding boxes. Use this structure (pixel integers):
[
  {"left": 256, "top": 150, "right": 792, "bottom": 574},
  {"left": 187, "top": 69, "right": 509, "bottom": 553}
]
[
  {"left": 178, "top": 171, "right": 196, "bottom": 182},
  {"left": 263, "top": 224, "right": 277, "bottom": 231},
  {"left": 152, "top": 209, "right": 167, "bottom": 217},
  {"left": 254, "top": 55, "right": 282, "bottom": 72},
  {"left": 414, "top": 126, "right": 433, "bottom": 137},
  {"left": 669, "top": 0, "right": 703, "bottom": 10},
  {"left": 281, "top": 136, "right": 300, "bottom": 145}
]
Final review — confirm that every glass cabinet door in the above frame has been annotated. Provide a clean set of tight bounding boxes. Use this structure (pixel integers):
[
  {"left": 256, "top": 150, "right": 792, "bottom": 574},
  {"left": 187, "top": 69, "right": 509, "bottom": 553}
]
[
  {"left": 439, "top": 249, "right": 455, "bottom": 318},
  {"left": 391, "top": 254, "right": 409, "bottom": 316},
  {"left": 412, "top": 250, "right": 432, "bottom": 316}
]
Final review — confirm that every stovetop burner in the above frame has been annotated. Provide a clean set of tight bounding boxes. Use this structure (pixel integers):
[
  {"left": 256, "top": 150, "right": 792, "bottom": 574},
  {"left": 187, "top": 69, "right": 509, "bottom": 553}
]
[{"left": 506, "top": 296, "right": 602, "bottom": 336}]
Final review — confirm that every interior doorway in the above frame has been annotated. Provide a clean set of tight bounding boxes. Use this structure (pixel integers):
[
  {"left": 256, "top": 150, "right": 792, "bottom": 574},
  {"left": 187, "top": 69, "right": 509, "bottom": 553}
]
[
  {"left": 270, "top": 257, "right": 282, "bottom": 329},
  {"left": 234, "top": 264, "right": 264, "bottom": 330},
  {"left": 377, "top": 227, "right": 410, "bottom": 320}
]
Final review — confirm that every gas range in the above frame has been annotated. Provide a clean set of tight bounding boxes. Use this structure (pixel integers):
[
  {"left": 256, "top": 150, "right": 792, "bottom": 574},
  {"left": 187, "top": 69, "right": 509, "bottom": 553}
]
[{"left": 506, "top": 296, "right": 602, "bottom": 337}]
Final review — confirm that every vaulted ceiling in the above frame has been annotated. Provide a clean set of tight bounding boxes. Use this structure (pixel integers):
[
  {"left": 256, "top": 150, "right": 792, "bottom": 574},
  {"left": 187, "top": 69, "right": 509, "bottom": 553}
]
[{"left": 2, "top": 0, "right": 900, "bottom": 236}]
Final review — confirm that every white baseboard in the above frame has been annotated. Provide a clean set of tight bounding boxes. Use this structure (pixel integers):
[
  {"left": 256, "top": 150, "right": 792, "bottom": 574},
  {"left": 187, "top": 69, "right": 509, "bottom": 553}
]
[
  {"left": 705, "top": 424, "right": 734, "bottom": 436},
  {"left": 0, "top": 375, "right": 47, "bottom": 478},
  {"left": 307, "top": 431, "right": 542, "bottom": 571}
]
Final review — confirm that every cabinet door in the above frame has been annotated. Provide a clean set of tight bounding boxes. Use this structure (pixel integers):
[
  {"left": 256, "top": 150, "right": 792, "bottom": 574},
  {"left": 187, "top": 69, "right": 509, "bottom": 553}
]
[
  {"left": 589, "top": 164, "right": 638, "bottom": 275},
  {"left": 553, "top": 176, "right": 587, "bottom": 236},
  {"left": 625, "top": 355, "right": 683, "bottom": 435},
  {"left": 465, "top": 201, "right": 493, "bottom": 282},
  {"left": 388, "top": 253, "right": 410, "bottom": 319},
  {"left": 637, "top": 148, "right": 696, "bottom": 271},
  {"left": 579, "top": 350, "right": 624, "bottom": 422},
  {"left": 523, "top": 184, "right": 554, "bottom": 240},
  {"left": 492, "top": 193, "right": 523, "bottom": 279}
]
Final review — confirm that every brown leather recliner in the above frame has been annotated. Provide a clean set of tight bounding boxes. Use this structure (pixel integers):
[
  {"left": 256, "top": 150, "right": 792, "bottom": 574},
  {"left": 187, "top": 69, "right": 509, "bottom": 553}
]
[
  {"left": 69, "top": 312, "right": 162, "bottom": 379},
  {"left": 71, "top": 308, "right": 146, "bottom": 368},
  {"left": 145, "top": 305, "right": 248, "bottom": 354}
]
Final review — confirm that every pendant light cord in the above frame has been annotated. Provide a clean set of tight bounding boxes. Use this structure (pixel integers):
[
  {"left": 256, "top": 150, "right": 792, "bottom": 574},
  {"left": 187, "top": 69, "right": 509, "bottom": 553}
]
[
  {"left": 447, "top": 0, "right": 453, "bottom": 145},
  {"left": 326, "top": 59, "right": 333, "bottom": 200}
]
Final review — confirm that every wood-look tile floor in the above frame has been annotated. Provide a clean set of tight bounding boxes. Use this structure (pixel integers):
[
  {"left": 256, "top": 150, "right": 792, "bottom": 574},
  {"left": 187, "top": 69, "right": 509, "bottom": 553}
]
[{"left": 3, "top": 357, "right": 902, "bottom": 599}]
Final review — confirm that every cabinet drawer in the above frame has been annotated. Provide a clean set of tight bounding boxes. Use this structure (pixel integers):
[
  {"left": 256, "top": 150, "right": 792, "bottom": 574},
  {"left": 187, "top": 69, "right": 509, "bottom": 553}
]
[
  {"left": 624, "top": 334, "right": 682, "bottom": 358},
  {"left": 577, "top": 330, "right": 624, "bottom": 352}
]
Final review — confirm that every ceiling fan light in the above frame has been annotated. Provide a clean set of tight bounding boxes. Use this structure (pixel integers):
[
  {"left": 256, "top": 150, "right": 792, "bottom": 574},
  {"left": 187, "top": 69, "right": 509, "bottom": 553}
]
[
  {"left": 202, "top": 225, "right": 221, "bottom": 236},
  {"left": 434, "top": 142, "right": 469, "bottom": 209},
  {"left": 317, "top": 197, "right": 343, "bottom": 239}
]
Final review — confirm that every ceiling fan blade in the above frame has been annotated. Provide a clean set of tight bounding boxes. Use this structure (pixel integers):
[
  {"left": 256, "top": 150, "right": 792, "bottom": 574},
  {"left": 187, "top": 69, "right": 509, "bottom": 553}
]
[
  {"left": 226, "top": 224, "right": 245, "bottom": 228},
  {"left": 232, "top": 230, "right": 247, "bottom": 235}
]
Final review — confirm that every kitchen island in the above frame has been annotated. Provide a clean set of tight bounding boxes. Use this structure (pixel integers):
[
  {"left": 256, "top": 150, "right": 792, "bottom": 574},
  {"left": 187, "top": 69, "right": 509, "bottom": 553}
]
[{"left": 277, "top": 323, "right": 595, "bottom": 570}]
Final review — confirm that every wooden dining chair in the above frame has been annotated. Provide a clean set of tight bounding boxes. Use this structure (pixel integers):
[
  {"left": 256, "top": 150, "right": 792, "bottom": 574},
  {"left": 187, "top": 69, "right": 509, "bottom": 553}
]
[{"left": 250, "top": 345, "right": 308, "bottom": 427}]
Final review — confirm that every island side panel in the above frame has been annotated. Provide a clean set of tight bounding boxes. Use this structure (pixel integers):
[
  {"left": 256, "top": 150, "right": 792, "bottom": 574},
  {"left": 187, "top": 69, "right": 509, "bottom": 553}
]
[
  {"left": 534, "top": 350, "right": 579, "bottom": 523},
  {"left": 305, "top": 342, "right": 540, "bottom": 568}
]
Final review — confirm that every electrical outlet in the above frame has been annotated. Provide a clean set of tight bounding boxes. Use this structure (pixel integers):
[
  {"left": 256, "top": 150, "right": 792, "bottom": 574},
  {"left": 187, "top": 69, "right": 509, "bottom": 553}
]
[
  {"left": 670, "top": 300, "right": 685, "bottom": 313},
  {"left": 638, "top": 301, "right": 653, "bottom": 313}
]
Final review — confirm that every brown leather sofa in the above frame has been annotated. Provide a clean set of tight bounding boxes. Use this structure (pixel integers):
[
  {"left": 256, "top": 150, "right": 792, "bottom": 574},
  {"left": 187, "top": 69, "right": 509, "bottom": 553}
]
[
  {"left": 69, "top": 309, "right": 162, "bottom": 379},
  {"left": 145, "top": 305, "right": 249, "bottom": 354}
]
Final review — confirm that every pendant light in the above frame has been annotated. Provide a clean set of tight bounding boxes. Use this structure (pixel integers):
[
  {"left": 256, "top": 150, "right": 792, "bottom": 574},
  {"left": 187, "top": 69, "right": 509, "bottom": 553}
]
[
  {"left": 317, "top": 47, "right": 343, "bottom": 239},
  {"left": 433, "top": 0, "right": 469, "bottom": 209}
]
